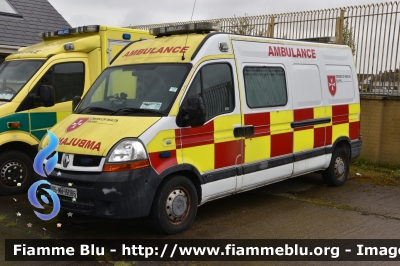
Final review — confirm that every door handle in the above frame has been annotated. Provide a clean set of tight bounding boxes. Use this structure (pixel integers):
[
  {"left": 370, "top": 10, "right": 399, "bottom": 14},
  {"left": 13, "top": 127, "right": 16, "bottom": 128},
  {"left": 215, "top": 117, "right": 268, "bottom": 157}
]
[{"left": 233, "top": 125, "right": 254, "bottom": 138}]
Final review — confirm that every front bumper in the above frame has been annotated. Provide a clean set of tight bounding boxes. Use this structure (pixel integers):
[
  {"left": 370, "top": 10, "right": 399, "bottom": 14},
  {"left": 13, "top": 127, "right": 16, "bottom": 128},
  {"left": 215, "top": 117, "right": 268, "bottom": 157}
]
[{"left": 43, "top": 166, "right": 162, "bottom": 219}]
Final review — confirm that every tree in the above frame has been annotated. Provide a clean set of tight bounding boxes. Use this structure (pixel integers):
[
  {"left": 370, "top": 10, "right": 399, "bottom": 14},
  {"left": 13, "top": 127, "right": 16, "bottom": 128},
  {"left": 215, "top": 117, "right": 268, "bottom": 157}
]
[
  {"left": 341, "top": 21, "right": 356, "bottom": 56},
  {"left": 230, "top": 14, "right": 267, "bottom": 37}
]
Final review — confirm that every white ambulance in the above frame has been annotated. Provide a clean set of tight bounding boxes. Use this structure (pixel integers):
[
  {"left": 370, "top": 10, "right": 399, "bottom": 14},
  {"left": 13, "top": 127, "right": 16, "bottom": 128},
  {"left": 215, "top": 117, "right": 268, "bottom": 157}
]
[{"left": 40, "top": 23, "right": 362, "bottom": 234}]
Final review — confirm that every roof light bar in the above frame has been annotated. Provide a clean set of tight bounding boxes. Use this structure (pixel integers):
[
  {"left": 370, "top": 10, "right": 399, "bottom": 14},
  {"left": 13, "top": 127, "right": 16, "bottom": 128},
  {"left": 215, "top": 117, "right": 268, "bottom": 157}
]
[
  {"left": 149, "top": 22, "right": 221, "bottom": 37},
  {"left": 39, "top": 25, "right": 100, "bottom": 39}
]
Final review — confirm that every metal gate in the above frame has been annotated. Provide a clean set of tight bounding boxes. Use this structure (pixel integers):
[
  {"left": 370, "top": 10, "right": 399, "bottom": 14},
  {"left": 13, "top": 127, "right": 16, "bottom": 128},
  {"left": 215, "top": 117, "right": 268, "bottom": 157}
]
[{"left": 131, "top": 2, "right": 400, "bottom": 95}]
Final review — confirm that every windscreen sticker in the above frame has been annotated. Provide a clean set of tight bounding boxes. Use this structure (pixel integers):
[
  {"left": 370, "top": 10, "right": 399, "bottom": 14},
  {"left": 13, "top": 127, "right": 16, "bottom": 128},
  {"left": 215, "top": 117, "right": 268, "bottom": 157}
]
[
  {"left": 140, "top": 102, "right": 162, "bottom": 110},
  {"left": 0, "top": 94, "right": 13, "bottom": 100},
  {"left": 169, "top": 87, "right": 178, "bottom": 92},
  {"left": 87, "top": 118, "right": 119, "bottom": 125}
]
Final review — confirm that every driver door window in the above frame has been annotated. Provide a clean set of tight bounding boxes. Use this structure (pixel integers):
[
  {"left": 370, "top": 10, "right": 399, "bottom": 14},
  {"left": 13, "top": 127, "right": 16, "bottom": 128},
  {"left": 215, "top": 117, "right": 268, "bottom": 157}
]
[
  {"left": 185, "top": 63, "right": 234, "bottom": 121},
  {"left": 34, "top": 62, "right": 85, "bottom": 103}
]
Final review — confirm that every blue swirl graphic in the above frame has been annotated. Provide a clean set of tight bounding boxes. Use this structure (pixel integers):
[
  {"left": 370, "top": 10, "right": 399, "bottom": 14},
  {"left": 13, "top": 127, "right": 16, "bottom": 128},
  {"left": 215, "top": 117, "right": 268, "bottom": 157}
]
[
  {"left": 29, "top": 130, "right": 61, "bottom": 221},
  {"left": 34, "top": 130, "right": 59, "bottom": 177},
  {"left": 27, "top": 180, "right": 60, "bottom": 221}
]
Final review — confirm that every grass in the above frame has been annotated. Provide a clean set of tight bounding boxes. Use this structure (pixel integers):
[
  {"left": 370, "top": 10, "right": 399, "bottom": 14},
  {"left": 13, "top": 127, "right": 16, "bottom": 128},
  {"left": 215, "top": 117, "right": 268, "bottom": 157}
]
[
  {"left": 113, "top": 262, "right": 137, "bottom": 266},
  {"left": 350, "top": 159, "right": 400, "bottom": 186},
  {"left": 6, "top": 221, "right": 17, "bottom": 228},
  {"left": 95, "top": 250, "right": 113, "bottom": 263},
  {"left": 0, "top": 214, "right": 7, "bottom": 222}
]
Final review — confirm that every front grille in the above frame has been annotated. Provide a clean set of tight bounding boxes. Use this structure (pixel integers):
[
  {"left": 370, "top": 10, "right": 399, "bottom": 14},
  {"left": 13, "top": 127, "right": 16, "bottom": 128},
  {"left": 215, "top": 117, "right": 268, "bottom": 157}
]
[
  {"left": 57, "top": 152, "right": 64, "bottom": 164},
  {"left": 38, "top": 190, "right": 94, "bottom": 212},
  {"left": 47, "top": 176, "right": 94, "bottom": 189},
  {"left": 73, "top": 154, "right": 102, "bottom": 167}
]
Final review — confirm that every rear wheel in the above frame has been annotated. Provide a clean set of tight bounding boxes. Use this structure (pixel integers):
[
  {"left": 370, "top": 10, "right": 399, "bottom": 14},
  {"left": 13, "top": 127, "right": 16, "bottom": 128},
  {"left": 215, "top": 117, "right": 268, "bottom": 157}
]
[
  {"left": 322, "top": 146, "right": 349, "bottom": 186},
  {"left": 150, "top": 175, "right": 198, "bottom": 234},
  {"left": 0, "top": 151, "right": 34, "bottom": 195}
]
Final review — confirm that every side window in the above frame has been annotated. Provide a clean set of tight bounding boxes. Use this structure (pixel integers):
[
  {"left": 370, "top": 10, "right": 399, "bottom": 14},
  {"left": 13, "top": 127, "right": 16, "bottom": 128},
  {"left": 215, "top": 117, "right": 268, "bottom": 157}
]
[
  {"left": 243, "top": 67, "right": 287, "bottom": 108},
  {"left": 185, "top": 63, "right": 234, "bottom": 120},
  {"left": 34, "top": 62, "right": 84, "bottom": 103}
]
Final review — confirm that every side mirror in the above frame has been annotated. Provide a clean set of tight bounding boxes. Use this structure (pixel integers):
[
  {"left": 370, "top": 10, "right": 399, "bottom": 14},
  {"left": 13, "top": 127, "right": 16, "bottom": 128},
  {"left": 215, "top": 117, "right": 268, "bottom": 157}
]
[
  {"left": 176, "top": 95, "right": 206, "bottom": 127},
  {"left": 30, "top": 85, "right": 55, "bottom": 107},
  {"left": 39, "top": 85, "right": 55, "bottom": 107},
  {"left": 72, "top": 96, "right": 81, "bottom": 112}
]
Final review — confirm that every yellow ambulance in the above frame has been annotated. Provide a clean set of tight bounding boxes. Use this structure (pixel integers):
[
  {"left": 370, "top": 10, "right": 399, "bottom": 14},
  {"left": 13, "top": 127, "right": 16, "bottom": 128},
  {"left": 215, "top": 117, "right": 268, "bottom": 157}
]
[
  {"left": 0, "top": 25, "right": 151, "bottom": 195},
  {"left": 41, "top": 23, "right": 362, "bottom": 234}
]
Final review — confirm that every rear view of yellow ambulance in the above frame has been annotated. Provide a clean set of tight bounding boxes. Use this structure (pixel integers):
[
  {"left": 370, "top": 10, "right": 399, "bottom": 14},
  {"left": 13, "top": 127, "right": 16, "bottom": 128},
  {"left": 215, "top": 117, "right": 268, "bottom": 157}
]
[{"left": 42, "top": 23, "right": 362, "bottom": 234}]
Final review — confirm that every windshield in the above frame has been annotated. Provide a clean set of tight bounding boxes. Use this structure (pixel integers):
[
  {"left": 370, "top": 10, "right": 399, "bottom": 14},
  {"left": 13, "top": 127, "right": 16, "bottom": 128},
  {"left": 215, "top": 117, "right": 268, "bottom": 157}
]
[
  {"left": 0, "top": 60, "right": 44, "bottom": 101},
  {"left": 77, "top": 63, "right": 191, "bottom": 116}
]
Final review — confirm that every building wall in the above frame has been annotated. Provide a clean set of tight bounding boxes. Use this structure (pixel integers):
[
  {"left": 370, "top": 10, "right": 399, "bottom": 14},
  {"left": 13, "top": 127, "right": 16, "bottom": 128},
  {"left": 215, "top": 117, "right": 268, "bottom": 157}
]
[{"left": 359, "top": 95, "right": 400, "bottom": 164}]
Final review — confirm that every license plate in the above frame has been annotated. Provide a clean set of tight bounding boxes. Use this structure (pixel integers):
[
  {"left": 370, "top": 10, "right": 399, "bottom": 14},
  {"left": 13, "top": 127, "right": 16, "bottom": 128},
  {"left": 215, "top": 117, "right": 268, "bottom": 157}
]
[{"left": 51, "top": 184, "right": 77, "bottom": 198}]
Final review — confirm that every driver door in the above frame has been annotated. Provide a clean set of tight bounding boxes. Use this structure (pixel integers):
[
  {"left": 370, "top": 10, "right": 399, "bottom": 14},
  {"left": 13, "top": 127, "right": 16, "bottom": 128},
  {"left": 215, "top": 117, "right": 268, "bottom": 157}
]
[
  {"left": 178, "top": 60, "right": 243, "bottom": 201},
  {"left": 25, "top": 58, "right": 89, "bottom": 141}
]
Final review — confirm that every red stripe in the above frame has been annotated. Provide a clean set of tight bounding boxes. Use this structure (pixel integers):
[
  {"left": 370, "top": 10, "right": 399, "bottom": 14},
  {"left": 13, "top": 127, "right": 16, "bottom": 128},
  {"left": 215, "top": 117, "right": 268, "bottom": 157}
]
[
  {"left": 332, "top": 116, "right": 349, "bottom": 125},
  {"left": 215, "top": 140, "right": 243, "bottom": 169},
  {"left": 332, "top": 104, "right": 349, "bottom": 116},
  {"left": 293, "top": 108, "right": 314, "bottom": 131},
  {"left": 244, "top": 112, "right": 271, "bottom": 137},
  {"left": 271, "top": 132, "right": 293, "bottom": 157},
  {"left": 325, "top": 126, "right": 332, "bottom": 145},
  {"left": 294, "top": 108, "right": 314, "bottom": 122},
  {"left": 332, "top": 105, "right": 349, "bottom": 125},
  {"left": 349, "top": 121, "right": 360, "bottom": 140},
  {"left": 149, "top": 150, "right": 178, "bottom": 174},
  {"left": 175, "top": 129, "right": 181, "bottom": 149},
  {"left": 244, "top": 112, "right": 270, "bottom": 126},
  {"left": 181, "top": 121, "right": 214, "bottom": 149},
  {"left": 314, "top": 127, "right": 325, "bottom": 148}
]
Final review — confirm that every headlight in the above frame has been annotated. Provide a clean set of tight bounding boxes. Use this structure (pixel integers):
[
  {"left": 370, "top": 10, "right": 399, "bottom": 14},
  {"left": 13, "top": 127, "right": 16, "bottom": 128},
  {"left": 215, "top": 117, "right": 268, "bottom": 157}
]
[{"left": 107, "top": 139, "right": 147, "bottom": 162}]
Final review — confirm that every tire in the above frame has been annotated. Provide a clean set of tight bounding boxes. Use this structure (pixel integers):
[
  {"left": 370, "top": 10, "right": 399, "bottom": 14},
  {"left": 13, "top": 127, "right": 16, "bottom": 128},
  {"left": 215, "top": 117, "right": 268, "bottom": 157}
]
[
  {"left": 322, "top": 146, "right": 350, "bottom": 187},
  {"left": 0, "top": 151, "right": 34, "bottom": 195},
  {"left": 150, "top": 175, "right": 198, "bottom": 234}
]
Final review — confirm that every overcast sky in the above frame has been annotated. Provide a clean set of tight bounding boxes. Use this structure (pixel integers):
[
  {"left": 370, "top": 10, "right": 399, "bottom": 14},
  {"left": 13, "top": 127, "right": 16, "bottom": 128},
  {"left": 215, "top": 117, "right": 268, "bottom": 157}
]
[{"left": 47, "top": 0, "right": 396, "bottom": 28}]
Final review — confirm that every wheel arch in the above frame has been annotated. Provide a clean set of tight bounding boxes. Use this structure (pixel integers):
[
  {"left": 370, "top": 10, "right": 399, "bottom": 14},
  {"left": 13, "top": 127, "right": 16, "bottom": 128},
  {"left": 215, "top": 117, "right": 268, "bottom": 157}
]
[
  {"left": 157, "top": 164, "right": 204, "bottom": 204},
  {"left": 331, "top": 137, "right": 351, "bottom": 158},
  {"left": 0, "top": 141, "right": 37, "bottom": 160}
]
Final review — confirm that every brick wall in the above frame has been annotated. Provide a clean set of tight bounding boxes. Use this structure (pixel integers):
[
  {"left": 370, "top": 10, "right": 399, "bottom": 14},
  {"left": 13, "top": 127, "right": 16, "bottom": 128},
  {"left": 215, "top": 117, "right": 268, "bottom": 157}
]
[{"left": 359, "top": 95, "right": 400, "bottom": 164}]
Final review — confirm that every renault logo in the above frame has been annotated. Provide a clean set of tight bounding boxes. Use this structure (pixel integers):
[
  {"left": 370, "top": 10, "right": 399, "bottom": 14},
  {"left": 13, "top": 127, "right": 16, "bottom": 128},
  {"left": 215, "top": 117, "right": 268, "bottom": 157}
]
[{"left": 63, "top": 155, "right": 70, "bottom": 168}]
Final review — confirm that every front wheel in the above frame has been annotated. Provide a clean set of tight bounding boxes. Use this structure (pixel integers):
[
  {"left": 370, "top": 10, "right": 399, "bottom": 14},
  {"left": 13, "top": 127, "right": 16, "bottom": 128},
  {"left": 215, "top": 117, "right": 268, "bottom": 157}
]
[
  {"left": 150, "top": 175, "right": 198, "bottom": 234},
  {"left": 322, "top": 146, "right": 349, "bottom": 186},
  {"left": 0, "top": 151, "right": 34, "bottom": 195}
]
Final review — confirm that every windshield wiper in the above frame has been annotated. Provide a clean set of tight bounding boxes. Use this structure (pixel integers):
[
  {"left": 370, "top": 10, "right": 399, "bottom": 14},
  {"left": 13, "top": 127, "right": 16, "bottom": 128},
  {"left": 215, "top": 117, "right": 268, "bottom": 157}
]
[
  {"left": 109, "top": 108, "right": 164, "bottom": 116},
  {"left": 78, "top": 106, "right": 114, "bottom": 114}
]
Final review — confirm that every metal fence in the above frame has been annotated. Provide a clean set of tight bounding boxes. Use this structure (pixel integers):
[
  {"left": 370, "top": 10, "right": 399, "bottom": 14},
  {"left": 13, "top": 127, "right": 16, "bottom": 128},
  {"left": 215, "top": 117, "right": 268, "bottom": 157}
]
[{"left": 130, "top": 2, "right": 400, "bottom": 95}]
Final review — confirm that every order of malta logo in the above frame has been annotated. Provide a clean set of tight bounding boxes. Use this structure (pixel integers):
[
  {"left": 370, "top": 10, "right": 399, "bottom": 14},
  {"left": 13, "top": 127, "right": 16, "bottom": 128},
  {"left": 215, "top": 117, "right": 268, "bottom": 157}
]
[
  {"left": 28, "top": 130, "right": 60, "bottom": 221},
  {"left": 327, "top": 75, "right": 337, "bottom": 96},
  {"left": 66, "top": 118, "right": 90, "bottom": 132}
]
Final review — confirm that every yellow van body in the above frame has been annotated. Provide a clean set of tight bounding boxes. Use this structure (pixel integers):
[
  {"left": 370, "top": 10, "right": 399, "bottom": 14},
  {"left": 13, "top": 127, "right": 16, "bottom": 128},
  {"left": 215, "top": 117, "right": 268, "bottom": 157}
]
[
  {"left": 41, "top": 24, "right": 362, "bottom": 234},
  {"left": 0, "top": 25, "right": 151, "bottom": 194}
]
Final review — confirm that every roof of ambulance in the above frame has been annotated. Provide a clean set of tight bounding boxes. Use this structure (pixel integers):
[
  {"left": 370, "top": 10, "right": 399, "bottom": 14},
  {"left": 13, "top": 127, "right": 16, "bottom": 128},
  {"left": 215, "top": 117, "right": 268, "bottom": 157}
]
[{"left": 112, "top": 32, "right": 350, "bottom": 66}]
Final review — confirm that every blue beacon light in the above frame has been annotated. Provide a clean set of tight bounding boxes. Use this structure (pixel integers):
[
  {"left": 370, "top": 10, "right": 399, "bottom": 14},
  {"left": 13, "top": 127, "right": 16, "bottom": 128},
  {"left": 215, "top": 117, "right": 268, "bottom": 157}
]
[{"left": 123, "top": 33, "right": 131, "bottom": 40}]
